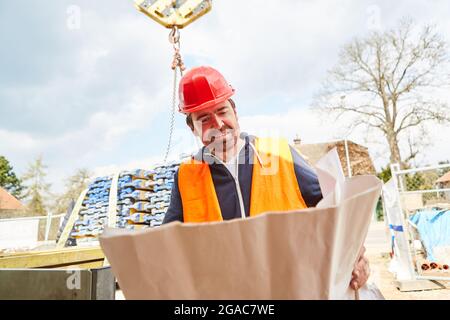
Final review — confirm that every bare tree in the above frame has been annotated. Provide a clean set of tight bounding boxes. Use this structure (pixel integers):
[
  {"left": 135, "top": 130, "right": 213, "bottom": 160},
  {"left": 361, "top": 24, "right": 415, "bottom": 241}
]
[
  {"left": 52, "top": 168, "right": 92, "bottom": 214},
  {"left": 317, "top": 19, "right": 450, "bottom": 167}
]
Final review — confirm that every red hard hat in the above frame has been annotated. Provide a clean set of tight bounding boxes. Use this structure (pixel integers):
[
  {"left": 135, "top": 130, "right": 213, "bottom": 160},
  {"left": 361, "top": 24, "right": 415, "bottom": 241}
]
[{"left": 178, "top": 66, "right": 235, "bottom": 114}]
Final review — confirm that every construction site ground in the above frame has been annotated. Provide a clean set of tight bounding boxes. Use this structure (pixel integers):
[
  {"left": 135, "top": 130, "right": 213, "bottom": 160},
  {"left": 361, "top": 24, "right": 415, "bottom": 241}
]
[
  {"left": 116, "top": 220, "right": 449, "bottom": 300},
  {"left": 364, "top": 220, "right": 449, "bottom": 300}
]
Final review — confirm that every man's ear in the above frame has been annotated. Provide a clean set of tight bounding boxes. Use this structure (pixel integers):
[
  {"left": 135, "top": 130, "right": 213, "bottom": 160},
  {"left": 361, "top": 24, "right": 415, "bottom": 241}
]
[
  {"left": 190, "top": 124, "right": 200, "bottom": 137},
  {"left": 232, "top": 107, "right": 239, "bottom": 122},
  {"left": 229, "top": 99, "right": 237, "bottom": 117},
  {"left": 186, "top": 115, "right": 196, "bottom": 134}
]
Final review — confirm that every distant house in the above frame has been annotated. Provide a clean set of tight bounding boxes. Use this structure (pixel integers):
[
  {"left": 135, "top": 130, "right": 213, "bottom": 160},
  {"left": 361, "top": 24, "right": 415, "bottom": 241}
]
[
  {"left": 292, "top": 138, "right": 376, "bottom": 177},
  {"left": 0, "top": 187, "right": 24, "bottom": 212},
  {"left": 436, "top": 171, "right": 450, "bottom": 188},
  {"left": 436, "top": 172, "right": 450, "bottom": 201}
]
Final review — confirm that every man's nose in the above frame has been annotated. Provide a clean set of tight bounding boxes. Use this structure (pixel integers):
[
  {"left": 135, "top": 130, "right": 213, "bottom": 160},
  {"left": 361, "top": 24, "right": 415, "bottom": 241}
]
[{"left": 210, "top": 114, "right": 223, "bottom": 128}]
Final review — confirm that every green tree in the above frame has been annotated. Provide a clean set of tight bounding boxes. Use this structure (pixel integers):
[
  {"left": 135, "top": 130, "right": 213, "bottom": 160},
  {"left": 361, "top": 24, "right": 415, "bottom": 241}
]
[
  {"left": 377, "top": 165, "right": 392, "bottom": 183},
  {"left": 0, "top": 156, "right": 24, "bottom": 198},
  {"left": 22, "top": 156, "right": 51, "bottom": 216},
  {"left": 405, "top": 172, "right": 430, "bottom": 191},
  {"left": 376, "top": 165, "right": 392, "bottom": 222},
  {"left": 53, "top": 168, "right": 92, "bottom": 214}
]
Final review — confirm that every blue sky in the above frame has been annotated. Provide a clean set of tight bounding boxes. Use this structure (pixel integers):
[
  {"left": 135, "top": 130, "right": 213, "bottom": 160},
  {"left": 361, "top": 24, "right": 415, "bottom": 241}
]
[{"left": 1, "top": 0, "right": 450, "bottom": 194}]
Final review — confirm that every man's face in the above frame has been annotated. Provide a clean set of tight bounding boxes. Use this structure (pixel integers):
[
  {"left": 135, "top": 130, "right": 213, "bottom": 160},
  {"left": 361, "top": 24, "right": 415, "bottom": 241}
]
[{"left": 190, "top": 100, "right": 240, "bottom": 153}]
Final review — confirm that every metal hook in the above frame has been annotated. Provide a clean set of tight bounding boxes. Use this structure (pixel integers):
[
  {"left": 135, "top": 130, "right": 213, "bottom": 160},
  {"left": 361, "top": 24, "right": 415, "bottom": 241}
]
[
  {"left": 169, "top": 26, "right": 180, "bottom": 44},
  {"left": 169, "top": 26, "right": 181, "bottom": 51}
]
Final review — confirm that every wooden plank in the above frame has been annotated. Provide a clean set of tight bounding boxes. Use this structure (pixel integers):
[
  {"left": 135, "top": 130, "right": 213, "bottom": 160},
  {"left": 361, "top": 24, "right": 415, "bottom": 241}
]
[
  {"left": 55, "top": 260, "right": 105, "bottom": 270},
  {"left": 104, "top": 171, "right": 120, "bottom": 267},
  {"left": 394, "top": 279, "right": 446, "bottom": 292},
  {"left": 57, "top": 188, "right": 88, "bottom": 248},
  {"left": 0, "top": 247, "right": 105, "bottom": 269},
  {"left": 107, "top": 172, "right": 120, "bottom": 229}
]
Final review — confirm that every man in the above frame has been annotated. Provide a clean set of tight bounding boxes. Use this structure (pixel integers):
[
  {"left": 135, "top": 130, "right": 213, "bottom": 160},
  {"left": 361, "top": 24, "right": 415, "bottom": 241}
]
[{"left": 163, "top": 65, "right": 369, "bottom": 291}]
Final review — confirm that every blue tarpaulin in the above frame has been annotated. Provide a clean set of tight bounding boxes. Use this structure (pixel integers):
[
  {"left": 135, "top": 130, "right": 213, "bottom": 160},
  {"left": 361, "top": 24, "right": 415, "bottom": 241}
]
[{"left": 409, "top": 208, "right": 450, "bottom": 262}]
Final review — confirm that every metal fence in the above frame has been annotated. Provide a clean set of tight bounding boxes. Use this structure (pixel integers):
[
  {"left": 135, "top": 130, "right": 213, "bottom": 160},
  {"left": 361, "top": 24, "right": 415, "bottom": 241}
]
[{"left": 384, "top": 163, "right": 450, "bottom": 281}]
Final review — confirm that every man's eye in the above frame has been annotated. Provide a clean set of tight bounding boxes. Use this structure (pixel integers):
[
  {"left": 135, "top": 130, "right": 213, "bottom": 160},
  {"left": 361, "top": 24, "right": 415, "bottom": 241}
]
[{"left": 201, "top": 117, "right": 210, "bottom": 123}]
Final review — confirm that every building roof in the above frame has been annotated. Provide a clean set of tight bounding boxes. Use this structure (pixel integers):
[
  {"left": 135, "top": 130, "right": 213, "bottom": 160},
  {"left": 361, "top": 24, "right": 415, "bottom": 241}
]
[
  {"left": 0, "top": 187, "right": 24, "bottom": 210},
  {"left": 436, "top": 171, "right": 450, "bottom": 183},
  {"left": 294, "top": 140, "right": 376, "bottom": 177}
]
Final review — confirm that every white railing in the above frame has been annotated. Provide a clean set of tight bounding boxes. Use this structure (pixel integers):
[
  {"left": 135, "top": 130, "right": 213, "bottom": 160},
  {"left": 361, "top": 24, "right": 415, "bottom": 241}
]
[{"left": 0, "top": 213, "right": 65, "bottom": 250}]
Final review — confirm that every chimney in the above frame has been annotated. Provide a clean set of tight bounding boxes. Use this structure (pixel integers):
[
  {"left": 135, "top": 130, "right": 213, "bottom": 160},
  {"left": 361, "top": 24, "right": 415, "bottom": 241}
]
[{"left": 293, "top": 134, "right": 302, "bottom": 147}]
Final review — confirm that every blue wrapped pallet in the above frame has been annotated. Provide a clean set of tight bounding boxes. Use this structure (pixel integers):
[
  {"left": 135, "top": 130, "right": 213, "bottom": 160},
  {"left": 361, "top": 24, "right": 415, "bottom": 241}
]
[{"left": 68, "top": 161, "right": 180, "bottom": 244}]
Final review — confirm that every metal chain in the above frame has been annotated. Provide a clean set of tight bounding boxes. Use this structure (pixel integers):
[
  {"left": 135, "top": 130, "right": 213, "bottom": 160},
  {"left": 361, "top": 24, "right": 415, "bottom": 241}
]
[{"left": 163, "top": 27, "right": 186, "bottom": 163}]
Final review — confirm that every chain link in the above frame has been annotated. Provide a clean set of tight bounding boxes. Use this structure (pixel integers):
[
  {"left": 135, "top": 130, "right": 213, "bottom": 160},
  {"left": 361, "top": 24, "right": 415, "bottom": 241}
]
[{"left": 163, "top": 27, "right": 186, "bottom": 163}]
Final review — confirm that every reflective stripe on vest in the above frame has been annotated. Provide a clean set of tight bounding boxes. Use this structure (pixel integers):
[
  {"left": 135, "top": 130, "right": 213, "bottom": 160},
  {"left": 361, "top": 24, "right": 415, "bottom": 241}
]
[{"left": 178, "top": 137, "right": 307, "bottom": 223}]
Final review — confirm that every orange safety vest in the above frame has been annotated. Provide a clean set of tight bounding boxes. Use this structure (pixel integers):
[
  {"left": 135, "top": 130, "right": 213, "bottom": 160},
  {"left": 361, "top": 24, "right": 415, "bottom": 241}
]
[{"left": 178, "top": 137, "right": 308, "bottom": 222}]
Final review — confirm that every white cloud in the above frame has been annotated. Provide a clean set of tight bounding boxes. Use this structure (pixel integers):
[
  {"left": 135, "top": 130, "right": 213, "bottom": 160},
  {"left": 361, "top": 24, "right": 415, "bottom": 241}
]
[
  {"left": 240, "top": 108, "right": 325, "bottom": 143},
  {"left": 0, "top": 129, "right": 45, "bottom": 153}
]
